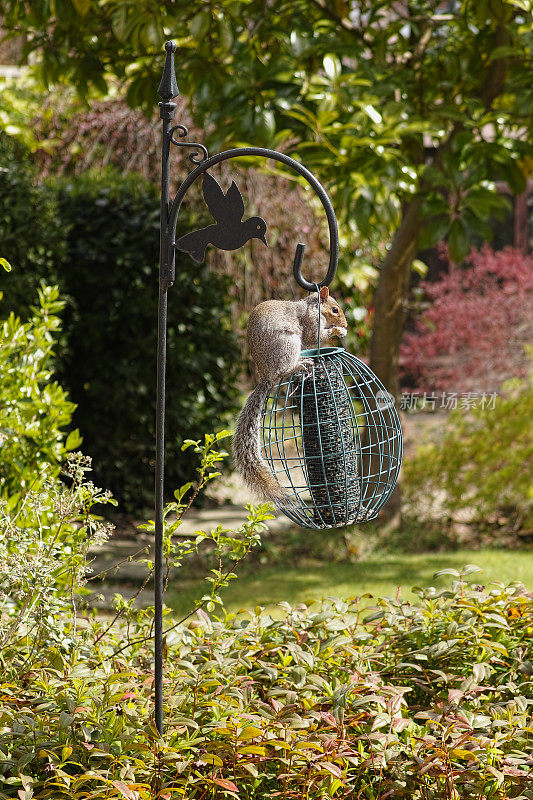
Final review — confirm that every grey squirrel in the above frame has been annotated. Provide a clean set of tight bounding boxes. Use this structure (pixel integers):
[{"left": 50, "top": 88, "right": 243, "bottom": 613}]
[{"left": 232, "top": 286, "right": 348, "bottom": 501}]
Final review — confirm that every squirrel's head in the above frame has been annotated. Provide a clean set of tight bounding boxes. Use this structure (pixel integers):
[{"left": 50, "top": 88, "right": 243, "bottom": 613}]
[{"left": 308, "top": 286, "right": 348, "bottom": 339}]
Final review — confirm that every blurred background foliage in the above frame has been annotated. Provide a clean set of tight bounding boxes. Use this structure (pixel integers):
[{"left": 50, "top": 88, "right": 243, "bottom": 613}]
[
  {"left": 0, "top": 0, "right": 532, "bottom": 522},
  {"left": 404, "top": 367, "right": 533, "bottom": 538},
  {"left": 52, "top": 169, "right": 240, "bottom": 510},
  {"left": 1, "top": 0, "right": 532, "bottom": 393},
  {"left": 400, "top": 245, "right": 533, "bottom": 393},
  {"left": 0, "top": 132, "right": 66, "bottom": 316}
]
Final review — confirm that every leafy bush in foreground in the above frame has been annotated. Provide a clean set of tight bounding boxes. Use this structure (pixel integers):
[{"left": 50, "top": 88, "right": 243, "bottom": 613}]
[
  {"left": 0, "top": 432, "right": 273, "bottom": 799},
  {"left": 0, "top": 568, "right": 531, "bottom": 799},
  {"left": 1, "top": 298, "right": 530, "bottom": 799},
  {"left": 0, "top": 453, "right": 114, "bottom": 654},
  {"left": 0, "top": 268, "right": 116, "bottom": 653}
]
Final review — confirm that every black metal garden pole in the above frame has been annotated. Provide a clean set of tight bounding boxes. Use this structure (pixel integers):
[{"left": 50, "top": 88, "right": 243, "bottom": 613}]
[{"left": 155, "top": 41, "right": 179, "bottom": 738}]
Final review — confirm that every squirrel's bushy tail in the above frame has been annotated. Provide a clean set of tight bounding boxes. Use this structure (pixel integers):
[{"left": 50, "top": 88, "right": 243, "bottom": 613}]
[{"left": 232, "top": 380, "right": 285, "bottom": 502}]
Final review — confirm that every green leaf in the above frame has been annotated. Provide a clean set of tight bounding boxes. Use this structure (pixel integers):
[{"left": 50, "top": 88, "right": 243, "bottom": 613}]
[
  {"left": 190, "top": 11, "right": 210, "bottom": 39},
  {"left": 412, "top": 259, "right": 428, "bottom": 277},
  {"left": 59, "top": 711, "right": 74, "bottom": 728},
  {"left": 464, "top": 187, "right": 507, "bottom": 220},
  {"left": 65, "top": 429, "right": 82, "bottom": 451},
  {"left": 362, "top": 104, "right": 382, "bottom": 124},
  {"left": 238, "top": 725, "right": 263, "bottom": 740},
  {"left": 218, "top": 18, "right": 233, "bottom": 51},
  {"left": 182, "top": 439, "right": 200, "bottom": 451},
  {"left": 418, "top": 216, "right": 449, "bottom": 249},
  {"left": 461, "top": 564, "right": 483, "bottom": 575},
  {"left": 237, "top": 745, "right": 266, "bottom": 755},
  {"left": 174, "top": 482, "right": 194, "bottom": 501},
  {"left": 448, "top": 218, "right": 470, "bottom": 262},
  {"left": 199, "top": 753, "right": 223, "bottom": 766},
  {"left": 71, "top": 0, "right": 91, "bottom": 15},
  {"left": 0, "top": 258, "right": 12, "bottom": 272},
  {"left": 489, "top": 45, "right": 523, "bottom": 61},
  {"left": 433, "top": 568, "right": 460, "bottom": 577},
  {"left": 61, "top": 745, "right": 73, "bottom": 761},
  {"left": 504, "top": 160, "right": 526, "bottom": 195},
  {"left": 323, "top": 55, "right": 341, "bottom": 81}
]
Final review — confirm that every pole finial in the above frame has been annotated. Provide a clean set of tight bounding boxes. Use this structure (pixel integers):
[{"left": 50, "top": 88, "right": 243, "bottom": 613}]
[{"left": 158, "top": 40, "right": 179, "bottom": 100}]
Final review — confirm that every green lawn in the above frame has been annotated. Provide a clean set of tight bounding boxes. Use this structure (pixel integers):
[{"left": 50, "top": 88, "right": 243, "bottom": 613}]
[{"left": 167, "top": 548, "right": 533, "bottom": 617}]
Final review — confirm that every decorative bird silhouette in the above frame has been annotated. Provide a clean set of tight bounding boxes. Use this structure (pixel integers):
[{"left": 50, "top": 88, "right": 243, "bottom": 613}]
[{"left": 175, "top": 172, "right": 268, "bottom": 262}]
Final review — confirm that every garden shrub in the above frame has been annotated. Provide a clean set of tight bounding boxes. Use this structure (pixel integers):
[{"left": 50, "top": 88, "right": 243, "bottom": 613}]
[
  {"left": 52, "top": 168, "right": 240, "bottom": 511},
  {"left": 0, "top": 453, "right": 114, "bottom": 654},
  {"left": 400, "top": 246, "right": 533, "bottom": 393},
  {"left": 0, "top": 133, "right": 66, "bottom": 319},
  {"left": 403, "top": 370, "right": 533, "bottom": 534},
  {"left": 0, "top": 271, "right": 112, "bottom": 663},
  {"left": 0, "top": 395, "right": 530, "bottom": 797},
  {"left": 0, "top": 279, "right": 80, "bottom": 498},
  {"left": 0, "top": 269, "right": 114, "bottom": 651},
  {"left": 0, "top": 569, "right": 531, "bottom": 798}
]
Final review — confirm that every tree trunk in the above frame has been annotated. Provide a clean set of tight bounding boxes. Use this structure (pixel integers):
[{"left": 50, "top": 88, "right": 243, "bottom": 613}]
[
  {"left": 514, "top": 184, "right": 530, "bottom": 253},
  {"left": 369, "top": 197, "right": 423, "bottom": 396},
  {"left": 367, "top": 198, "right": 422, "bottom": 522}
]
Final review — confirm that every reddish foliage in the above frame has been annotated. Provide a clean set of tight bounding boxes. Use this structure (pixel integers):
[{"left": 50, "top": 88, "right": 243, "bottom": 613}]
[{"left": 400, "top": 246, "right": 533, "bottom": 393}]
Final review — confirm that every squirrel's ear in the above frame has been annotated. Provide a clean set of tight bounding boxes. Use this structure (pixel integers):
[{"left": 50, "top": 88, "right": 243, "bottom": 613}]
[{"left": 319, "top": 286, "right": 329, "bottom": 300}]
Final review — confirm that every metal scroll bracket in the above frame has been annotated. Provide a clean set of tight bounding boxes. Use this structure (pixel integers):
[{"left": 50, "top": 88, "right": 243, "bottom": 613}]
[{"left": 166, "top": 145, "right": 339, "bottom": 293}]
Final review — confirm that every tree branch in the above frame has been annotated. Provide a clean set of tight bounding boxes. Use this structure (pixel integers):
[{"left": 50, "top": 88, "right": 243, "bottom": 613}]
[
  {"left": 307, "top": 0, "right": 372, "bottom": 48},
  {"left": 480, "top": 24, "right": 512, "bottom": 111}
]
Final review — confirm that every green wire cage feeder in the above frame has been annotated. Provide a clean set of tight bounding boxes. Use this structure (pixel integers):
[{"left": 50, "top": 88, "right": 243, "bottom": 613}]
[{"left": 261, "top": 346, "right": 403, "bottom": 529}]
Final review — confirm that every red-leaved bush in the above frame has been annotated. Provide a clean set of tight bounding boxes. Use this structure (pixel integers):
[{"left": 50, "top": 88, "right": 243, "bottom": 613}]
[{"left": 400, "top": 246, "right": 533, "bottom": 393}]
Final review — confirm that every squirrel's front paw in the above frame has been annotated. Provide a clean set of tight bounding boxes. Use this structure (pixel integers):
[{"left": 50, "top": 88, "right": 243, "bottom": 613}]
[
  {"left": 323, "top": 326, "right": 347, "bottom": 340},
  {"left": 297, "top": 358, "right": 314, "bottom": 375}
]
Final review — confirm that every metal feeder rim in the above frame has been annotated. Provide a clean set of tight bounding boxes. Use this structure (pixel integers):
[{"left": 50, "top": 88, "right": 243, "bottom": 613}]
[{"left": 300, "top": 346, "right": 345, "bottom": 358}]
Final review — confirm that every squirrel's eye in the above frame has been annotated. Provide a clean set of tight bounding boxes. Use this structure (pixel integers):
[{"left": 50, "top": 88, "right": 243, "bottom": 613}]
[{"left": 332, "top": 307, "right": 339, "bottom": 313}]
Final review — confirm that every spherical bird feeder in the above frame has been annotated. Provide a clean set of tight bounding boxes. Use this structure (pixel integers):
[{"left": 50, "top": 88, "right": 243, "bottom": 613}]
[{"left": 261, "top": 346, "right": 402, "bottom": 529}]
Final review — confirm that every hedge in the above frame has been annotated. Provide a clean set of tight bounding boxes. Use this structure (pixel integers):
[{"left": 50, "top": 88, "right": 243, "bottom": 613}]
[
  {"left": 0, "top": 133, "right": 65, "bottom": 317},
  {"left": 52, "top": 169, "right": 240, "bottom": 510},
  {"left": 1, "top": 151, "right": 240, "bottom": 510}
]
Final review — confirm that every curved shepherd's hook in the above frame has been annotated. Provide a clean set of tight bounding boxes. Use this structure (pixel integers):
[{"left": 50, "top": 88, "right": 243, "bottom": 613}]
[{"left": 165, "top": 148, "right": 339, "bottom": 293}]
